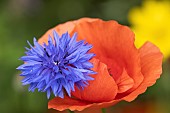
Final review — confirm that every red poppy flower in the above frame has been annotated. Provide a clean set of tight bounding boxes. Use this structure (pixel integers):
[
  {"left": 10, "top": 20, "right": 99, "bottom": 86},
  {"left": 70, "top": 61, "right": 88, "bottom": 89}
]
[{"left": 38, "top": 18, "right": 163, "bottom": 111}]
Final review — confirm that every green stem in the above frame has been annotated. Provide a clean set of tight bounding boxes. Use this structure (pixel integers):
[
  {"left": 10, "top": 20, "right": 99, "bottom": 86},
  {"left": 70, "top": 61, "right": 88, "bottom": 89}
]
[
  {"left": 68, "top": 110, "right": 75, "bottom": 113},
  {"left": 101, "top": 108, "right": 106, "bottom": 113}
]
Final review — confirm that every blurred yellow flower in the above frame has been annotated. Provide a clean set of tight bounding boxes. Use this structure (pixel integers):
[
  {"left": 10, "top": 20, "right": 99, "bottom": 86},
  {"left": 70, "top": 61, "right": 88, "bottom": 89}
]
[{"left": 128, "top": 0, "right": 170, "bottom": 59}]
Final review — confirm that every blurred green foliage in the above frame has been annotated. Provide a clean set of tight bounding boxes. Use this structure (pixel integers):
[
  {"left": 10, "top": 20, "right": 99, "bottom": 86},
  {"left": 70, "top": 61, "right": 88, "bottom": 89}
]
[{"left": 0, "top": 0, "right": 170, "bottom": 113}]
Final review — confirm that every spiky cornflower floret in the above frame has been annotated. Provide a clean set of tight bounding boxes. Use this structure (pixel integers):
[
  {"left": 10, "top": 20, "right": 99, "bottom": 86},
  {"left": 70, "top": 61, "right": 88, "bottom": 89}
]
[{"left": 17, "top": 31, "right": 96, "bottom": 98}]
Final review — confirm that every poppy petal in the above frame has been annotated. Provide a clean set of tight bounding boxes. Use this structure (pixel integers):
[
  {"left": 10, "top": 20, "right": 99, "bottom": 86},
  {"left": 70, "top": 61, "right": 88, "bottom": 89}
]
[
  {"left": 116, "top": 68, "right": 134, "bottom": 93},
  {"left": 71, "top": 18, "right": 144, "bottom": 93},
  {"left": 38, "top": 20, "right": 76, "bottom": 45},
  {"left": 38, "top": 18, "right": 99, "bottom": 45},
  {"left": 48, "top": 95, "right": 120, "bottom": 111},
  {"left": 48, "top": 96, "right": 90, "bottom": 111},
  {"left": 123, "top": 42, "right": 163, "bottom": 101},
  {"left": 72, "top": 58, "right": 118, "bottom": 103}
]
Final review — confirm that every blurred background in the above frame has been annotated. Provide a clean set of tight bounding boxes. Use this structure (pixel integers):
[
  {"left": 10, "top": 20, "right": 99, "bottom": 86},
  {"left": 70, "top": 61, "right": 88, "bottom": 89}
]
[{"left": 0, "top": 0, "right": 170, "bottom": 113}]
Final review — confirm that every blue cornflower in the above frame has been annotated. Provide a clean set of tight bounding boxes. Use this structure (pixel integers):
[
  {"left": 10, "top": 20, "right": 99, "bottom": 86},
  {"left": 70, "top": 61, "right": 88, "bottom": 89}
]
[{"left": 17, "top": 31, "right": 96, "bottom": 98}]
